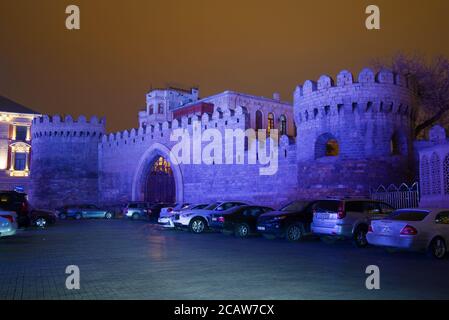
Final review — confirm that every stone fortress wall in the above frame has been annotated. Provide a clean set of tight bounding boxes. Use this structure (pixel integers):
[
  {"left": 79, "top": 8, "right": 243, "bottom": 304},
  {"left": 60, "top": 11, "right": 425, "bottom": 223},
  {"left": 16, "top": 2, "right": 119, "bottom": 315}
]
[
  {"left": 294, "top": 68, "right": 417, "bottom": 197},
  {"left": 28, "top": 67, "right": 420, "bottom": 210},
  {"left": 99, "top": 105, "right": 298, "bottom": 209},
  {"left": 30, "top": 115, "right": 105, "bottom": 209}
]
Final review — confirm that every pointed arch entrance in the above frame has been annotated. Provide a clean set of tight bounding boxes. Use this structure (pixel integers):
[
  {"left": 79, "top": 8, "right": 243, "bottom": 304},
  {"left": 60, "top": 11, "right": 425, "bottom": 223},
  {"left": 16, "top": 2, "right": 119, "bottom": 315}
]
[
  {"left": 132, "top": 143, "right": 184, "bottom": 203},
  {"left": 145, "top": 156, "right": 175, "bottom": 203}
]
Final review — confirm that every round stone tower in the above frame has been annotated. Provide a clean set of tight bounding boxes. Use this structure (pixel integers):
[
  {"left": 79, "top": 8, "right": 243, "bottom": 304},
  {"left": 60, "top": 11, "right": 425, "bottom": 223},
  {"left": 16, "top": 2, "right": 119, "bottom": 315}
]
[
  {"left": 30, "top": 115, "right": 105, "bottom": 209},
  {"left": 294, "top": 68, "right": 417, "bottom": 197}
]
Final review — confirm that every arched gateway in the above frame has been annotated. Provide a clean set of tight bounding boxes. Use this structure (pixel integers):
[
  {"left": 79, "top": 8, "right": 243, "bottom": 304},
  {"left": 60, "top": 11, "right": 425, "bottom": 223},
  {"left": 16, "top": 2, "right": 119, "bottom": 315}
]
[{"left": 132, "top": 143, "right": 183, "bottom": 203}]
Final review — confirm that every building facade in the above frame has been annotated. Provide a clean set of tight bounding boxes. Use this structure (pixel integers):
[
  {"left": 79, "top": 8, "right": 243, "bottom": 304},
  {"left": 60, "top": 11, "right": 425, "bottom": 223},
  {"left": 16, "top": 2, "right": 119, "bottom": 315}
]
[
  {"left": 417, "top": 125, "right": 449, "bottom": 208},
  {"left": 0, "top": 96, "right": 39, "bottom": 193},
  {"left": 29, "top": 68, "right": 419, "bottom": 210}
]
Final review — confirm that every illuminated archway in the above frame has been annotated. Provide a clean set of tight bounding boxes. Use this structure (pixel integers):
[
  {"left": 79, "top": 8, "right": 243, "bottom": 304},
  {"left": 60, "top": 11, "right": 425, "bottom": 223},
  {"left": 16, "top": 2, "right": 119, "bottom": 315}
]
[{"left": 132, "top": 143, "right": 184, "bottom": 203}]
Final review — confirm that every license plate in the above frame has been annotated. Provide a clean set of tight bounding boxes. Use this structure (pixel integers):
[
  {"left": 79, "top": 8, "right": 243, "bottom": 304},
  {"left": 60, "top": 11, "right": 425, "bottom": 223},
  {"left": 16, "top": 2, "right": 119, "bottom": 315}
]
[
  {"left": 381, "top": 226, "right": 392, "bottom": 234},
  {"left": 212, "top": 217, "right": 217, "bottom": 221},
  {"left": 257, "top": 226, "right": 265, "bottom": 231},
  {"left": 316, "top": 213, "right": 330, "bottom": 219}
]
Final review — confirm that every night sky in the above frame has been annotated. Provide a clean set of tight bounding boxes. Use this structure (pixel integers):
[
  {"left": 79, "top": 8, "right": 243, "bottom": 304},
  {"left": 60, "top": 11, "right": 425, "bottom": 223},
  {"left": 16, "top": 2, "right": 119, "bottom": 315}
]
[{"left": 0, "top": 0, "right": 448, "bottom": 132}]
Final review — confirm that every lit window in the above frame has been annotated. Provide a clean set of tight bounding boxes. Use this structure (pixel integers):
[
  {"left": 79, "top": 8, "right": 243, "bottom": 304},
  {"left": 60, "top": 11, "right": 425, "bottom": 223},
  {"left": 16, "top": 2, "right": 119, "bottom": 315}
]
[
  {"left": 326, "top": 139, "right": 339, "bottom": 156},
  {"left": 315, "top": 133, "right": 339, "bottom": 159},
  {"left": 267, "top": 113, "right": 274, "bottom": 136}
]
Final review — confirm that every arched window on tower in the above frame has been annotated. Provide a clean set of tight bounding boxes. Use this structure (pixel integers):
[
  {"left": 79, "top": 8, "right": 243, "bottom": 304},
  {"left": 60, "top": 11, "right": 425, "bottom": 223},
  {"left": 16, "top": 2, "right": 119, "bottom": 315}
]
[
  {"left": 315, "top": 133, "right": 339, "bottom": 159},
  {"left": 158, "top": 103, "right": 164, "bottom": 114},
  {"left": 149, "top": 104, "right": 154, "bottom": 115},
  {"left": 267, "top": 113, "right": 274, "bottom": 136},
  {"left": 391, "top": 133, "right": 400, "bottom": 155},
  {"left": 279, "top": 115, "right": 287, "bottom": 136},
  {"left": 255, "top": 110, "right": 263, "bottom": 132}
]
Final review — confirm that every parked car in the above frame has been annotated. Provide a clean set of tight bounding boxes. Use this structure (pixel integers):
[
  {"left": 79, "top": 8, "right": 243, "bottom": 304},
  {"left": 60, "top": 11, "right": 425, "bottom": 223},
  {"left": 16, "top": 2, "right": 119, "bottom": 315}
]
[
  {"left": 149, "top": 203, "right": 176, "bottom": 220},
  {"left": 0, "top": 211, "right": 18, "bottom": 237},
  {"left": 0, "top": 191, "right": 30, "bottom": 228},
  {"left": 220, "top": 205, "right": 274, "bottom": 238},
  {"left": 30, "top": 209, "right": 57, "bottom": 228},
  {"left": 257, "top": 200, "right": 317, "bottom": 241},
  {"left": 59, "top": 204, "right": 114, "bottom": 220},
  {"left": 367, "top": 208, "right": 449, "bottom": 259},
  {"left": 311, "top": 199, "right": 395, "bottom": 247},
  {"left": 124, "top": 202, "right": 152, "bottom": 220},
  {"left": 160, "top": 203, "right": 191, "bottom": 218},
  {"left": 158, "top": 203, "right": 208, "bottom": 228},
  {"left": 173, "top": 201, "right": 249, "bottom": 233}
]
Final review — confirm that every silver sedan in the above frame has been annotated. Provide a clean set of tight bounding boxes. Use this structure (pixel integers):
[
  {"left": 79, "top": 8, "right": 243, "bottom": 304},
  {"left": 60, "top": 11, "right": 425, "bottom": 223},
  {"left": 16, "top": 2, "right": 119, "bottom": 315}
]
[
  {"left": 0, "top": 216, "right": 17, "bottom": 238},
  {"left": 367, "top": 208, "right": 449, "bottom": 259}
]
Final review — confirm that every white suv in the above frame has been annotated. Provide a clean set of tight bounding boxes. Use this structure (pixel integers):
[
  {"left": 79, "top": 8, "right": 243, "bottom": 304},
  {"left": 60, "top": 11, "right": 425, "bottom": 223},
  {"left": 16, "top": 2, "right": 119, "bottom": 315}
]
[{"left": 173, "top": 201, "right": 248, "bottom": 233}]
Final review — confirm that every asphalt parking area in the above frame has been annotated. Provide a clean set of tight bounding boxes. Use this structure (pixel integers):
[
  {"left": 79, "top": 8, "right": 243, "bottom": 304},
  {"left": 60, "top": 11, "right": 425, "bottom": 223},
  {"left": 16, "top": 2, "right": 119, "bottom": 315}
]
[{"left": 0, "top": 219, "right": 448, "bottom": 300}]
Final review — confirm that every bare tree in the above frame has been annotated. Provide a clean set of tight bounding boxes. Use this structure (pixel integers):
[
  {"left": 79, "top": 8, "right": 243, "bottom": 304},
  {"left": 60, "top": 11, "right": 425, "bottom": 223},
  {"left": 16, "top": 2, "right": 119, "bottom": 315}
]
[{"left": 374, "top": 54, "right": 449, "bottom": 138}]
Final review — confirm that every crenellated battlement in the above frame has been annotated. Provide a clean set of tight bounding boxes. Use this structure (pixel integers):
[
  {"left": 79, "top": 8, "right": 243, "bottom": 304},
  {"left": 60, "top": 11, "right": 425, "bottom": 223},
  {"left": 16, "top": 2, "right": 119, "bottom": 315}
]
[
  {"left": 295, "top": 68, "right": 411, "bottom": 98},
  {"left": 294, "top": 68, "right": 417, "bottom": 126},
  {"left": 100, "top": 106, "right": 249, "bottom": 148},
  {"left": 31, "top": 115, "right": 106, "bottom": 140}
]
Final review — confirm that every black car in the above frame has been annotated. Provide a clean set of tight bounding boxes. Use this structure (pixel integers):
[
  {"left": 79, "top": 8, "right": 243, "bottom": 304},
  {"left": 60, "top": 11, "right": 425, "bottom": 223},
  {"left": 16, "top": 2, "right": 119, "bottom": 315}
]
[
  {"left": 0, "top": 191, "right": 30, "bottom": 228},
  {"left": 221, "top": 205, "right": 274, "bottom": 238},
  {"left": 256, "top": 200, "right": 317, "bottom": 242}
]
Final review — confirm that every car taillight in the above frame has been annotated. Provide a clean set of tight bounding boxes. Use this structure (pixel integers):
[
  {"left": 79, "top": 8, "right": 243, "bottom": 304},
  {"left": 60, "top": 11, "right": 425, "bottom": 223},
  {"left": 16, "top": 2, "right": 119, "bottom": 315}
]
[
  {"left": 400, "top": 225, "right": 418, "bottom": 235},
  {"left": 368, "top": 224, "right": 373, "bottom": 233},
  {"left": 2, "top": 215, "right": 14, "bottom": 223},
  {"left": 337, "top": 202, "right": 346, "bottom": 219},
  {"left": 21, "top": 202, "right": 28, "bottom": 213},
  {"left": 217, "top": 216, "right": 225, "bottom": 223}
]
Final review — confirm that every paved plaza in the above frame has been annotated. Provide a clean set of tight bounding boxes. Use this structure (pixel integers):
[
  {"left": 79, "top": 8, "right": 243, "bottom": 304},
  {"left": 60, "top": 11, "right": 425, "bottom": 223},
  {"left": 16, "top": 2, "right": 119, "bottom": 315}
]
[{"left": 1, "top": 219, "right": 448, "bottom": 300}]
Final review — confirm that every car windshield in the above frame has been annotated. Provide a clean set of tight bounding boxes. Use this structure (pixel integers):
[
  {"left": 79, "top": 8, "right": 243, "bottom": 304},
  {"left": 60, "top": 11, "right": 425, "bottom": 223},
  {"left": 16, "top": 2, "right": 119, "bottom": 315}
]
[
  {"left": 280, "top": 201, "right": 310, "bottom": 212},
  {"left": 203, "top": 202, "right": 219, "bottom": 210},
  {"left": 387, "top": 210, "right": 430, "bottom": 221}
]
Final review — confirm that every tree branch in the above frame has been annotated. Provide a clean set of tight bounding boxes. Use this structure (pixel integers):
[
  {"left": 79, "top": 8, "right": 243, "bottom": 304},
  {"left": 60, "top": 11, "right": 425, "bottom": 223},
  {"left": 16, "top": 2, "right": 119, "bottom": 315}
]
[{"left": 414, "top": 106, "right": 449, "bottom": 138}]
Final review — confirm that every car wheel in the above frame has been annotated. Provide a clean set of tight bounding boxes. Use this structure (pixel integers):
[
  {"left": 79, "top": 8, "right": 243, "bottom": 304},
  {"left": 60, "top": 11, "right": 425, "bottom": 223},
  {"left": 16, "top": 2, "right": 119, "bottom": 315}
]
[
  {"left": 75, "top": 213, "right": 82, "bottom": 220},
  {"left": 286, "top": 224, "right": 303, "bottom": 242},
  {"left": 353, "top": 226, "right": 369, "bottom": 248},
  {"left": 428, "top": 237, "right": 447, "bottom": 259},
  {"left": 235, "top": 223, "right": 250, "bottom": 238},
  {"left": 35, "top": 217, "right": 47, "bottom": 228},
  {"left": 59, "top": 213, "right": 67, "bottom": 220},
  {"left": 132, "top": 213, "right": 139, "bottom": 220},
  {"left": 262, "top": 233, "right": 276, "bottom": 240},
  {"left": 105, "top": 212, "right": 113, "bottom": 219},
  {"left": 189, "top": 218, "right": 206, "bottom": 234}
]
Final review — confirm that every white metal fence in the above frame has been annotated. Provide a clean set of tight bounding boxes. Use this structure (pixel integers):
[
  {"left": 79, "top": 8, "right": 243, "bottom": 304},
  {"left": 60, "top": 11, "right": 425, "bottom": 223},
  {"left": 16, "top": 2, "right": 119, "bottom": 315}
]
[{"left": 370, "top": 182, "right": 420, "bottom": 209}]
